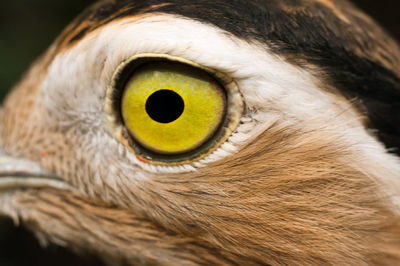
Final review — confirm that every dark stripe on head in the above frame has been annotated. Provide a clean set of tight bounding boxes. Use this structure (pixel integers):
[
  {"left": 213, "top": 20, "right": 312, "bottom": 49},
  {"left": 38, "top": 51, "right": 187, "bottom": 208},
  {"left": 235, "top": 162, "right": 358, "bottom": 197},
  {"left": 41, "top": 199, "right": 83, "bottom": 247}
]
[{"left": 58, "top": 0, "right": 400, "bottom": 155}]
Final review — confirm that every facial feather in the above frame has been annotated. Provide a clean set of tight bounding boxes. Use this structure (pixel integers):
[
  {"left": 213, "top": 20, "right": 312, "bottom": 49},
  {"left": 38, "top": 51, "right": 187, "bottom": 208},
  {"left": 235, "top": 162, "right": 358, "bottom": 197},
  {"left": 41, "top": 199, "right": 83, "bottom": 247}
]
[{"left": 0, "top": 0, "right": 399, "bottom": 265}]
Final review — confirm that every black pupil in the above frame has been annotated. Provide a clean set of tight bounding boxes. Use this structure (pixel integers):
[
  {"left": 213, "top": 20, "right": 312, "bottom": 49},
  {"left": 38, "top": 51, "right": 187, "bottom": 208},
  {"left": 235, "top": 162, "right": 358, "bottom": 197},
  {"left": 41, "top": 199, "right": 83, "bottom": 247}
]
[{"left": 145, "top": 90, "right": 185, "bottom": 123}]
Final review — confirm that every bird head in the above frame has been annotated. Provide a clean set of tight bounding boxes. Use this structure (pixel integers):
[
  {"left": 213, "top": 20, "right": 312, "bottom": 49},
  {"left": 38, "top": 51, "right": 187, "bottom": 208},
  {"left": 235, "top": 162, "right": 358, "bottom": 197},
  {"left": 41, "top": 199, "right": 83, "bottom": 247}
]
[{"left": 0, "top": 0, "right": 400, "bottom": 264}]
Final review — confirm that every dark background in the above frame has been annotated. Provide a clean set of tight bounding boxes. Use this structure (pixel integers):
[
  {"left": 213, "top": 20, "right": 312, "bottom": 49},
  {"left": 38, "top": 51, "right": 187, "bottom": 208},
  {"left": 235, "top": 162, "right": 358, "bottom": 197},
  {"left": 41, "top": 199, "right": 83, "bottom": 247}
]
[{"left": 0, "top": 0, "right": 399, "bottom": 265}]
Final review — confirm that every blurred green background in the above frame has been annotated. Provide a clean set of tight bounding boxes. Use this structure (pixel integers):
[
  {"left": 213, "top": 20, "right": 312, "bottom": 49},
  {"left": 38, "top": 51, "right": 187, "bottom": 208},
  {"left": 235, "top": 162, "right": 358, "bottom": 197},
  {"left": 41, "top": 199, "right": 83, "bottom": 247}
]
[
  {"left": 0, "top": 0, "right": 399, "bottom": 265},
  {"left": 0, "top": 0, "right": 93, "bottom": 100}
]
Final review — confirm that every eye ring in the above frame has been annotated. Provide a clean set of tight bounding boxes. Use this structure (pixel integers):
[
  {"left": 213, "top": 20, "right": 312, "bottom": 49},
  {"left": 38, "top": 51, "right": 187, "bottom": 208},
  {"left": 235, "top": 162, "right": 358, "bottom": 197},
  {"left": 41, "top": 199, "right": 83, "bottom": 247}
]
[{"left": 105, "top": 54, "right": 243, "bottom": 165}]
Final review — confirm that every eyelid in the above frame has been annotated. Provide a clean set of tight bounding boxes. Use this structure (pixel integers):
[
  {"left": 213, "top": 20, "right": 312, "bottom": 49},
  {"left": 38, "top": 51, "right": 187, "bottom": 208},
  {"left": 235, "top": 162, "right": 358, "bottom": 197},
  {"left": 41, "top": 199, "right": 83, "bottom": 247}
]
[{"left": 104, "top": 53, "right": 245, "bottom": 169}]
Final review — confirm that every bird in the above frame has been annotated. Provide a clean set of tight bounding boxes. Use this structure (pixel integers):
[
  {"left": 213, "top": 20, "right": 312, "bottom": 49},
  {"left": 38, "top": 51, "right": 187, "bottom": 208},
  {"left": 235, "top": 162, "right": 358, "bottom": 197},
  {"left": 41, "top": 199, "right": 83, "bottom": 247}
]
[{"left": 0, "top": 0, "right": 399, "bottom": 265}]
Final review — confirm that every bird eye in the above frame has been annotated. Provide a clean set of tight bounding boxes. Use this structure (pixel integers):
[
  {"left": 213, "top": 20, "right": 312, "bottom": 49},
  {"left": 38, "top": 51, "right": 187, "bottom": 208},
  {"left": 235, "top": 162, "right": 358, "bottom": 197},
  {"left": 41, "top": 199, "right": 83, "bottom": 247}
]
[
  {"left": 106, "top": 55, "right": 243, "bottom": 164},
  {"left": 121, "top": 61, "right": 226, "bottom": 155}
]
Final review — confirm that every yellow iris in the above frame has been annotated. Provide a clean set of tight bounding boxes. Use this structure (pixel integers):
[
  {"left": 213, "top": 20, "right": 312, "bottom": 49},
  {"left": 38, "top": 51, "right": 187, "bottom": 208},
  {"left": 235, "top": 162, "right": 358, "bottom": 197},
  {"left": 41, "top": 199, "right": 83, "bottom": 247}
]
[{"left": 121, "top": 62, "right": 226, "bottom": 155}]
